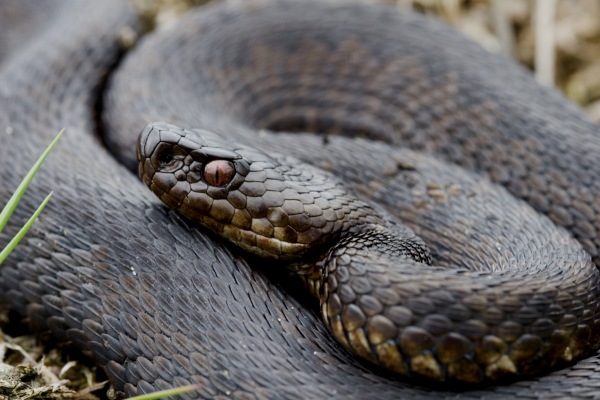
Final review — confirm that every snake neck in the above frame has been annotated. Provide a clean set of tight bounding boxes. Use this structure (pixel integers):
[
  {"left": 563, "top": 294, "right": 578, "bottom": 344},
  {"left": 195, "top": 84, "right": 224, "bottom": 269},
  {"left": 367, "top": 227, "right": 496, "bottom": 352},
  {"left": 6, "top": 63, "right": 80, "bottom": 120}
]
[{"left": 287, "top": 224, "right": 433, "bottom": 299}]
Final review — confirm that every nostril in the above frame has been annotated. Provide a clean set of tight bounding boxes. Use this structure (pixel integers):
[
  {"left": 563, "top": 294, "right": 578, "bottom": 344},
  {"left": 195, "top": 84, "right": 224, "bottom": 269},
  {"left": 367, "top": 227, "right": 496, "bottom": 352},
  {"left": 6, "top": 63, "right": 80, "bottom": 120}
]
[
  {"left": 175, "top": 170, "right": 186, "bottom": 181},
  {"left": 158, "top": 149, "right": 173, "bottom": 166}
]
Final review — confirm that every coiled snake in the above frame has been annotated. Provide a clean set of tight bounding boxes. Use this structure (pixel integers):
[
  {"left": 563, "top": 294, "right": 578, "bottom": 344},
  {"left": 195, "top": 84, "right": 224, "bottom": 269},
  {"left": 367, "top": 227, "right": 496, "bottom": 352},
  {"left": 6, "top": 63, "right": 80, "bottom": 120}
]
[{"left": 2, "top": 0, "right": 600, "bottom": 398}]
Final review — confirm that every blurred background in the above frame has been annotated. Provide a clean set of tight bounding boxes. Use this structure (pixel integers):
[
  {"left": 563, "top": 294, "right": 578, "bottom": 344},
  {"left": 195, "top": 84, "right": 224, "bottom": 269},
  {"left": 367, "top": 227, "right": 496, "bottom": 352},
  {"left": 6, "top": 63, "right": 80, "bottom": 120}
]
[{"left": 130, "top": 0, "right": 600, "bottom": 124}]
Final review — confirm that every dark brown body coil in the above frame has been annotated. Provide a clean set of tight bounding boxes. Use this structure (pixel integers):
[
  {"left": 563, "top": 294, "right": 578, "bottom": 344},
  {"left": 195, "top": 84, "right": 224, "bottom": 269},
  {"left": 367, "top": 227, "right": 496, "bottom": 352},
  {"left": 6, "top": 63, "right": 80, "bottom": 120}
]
[{"left": 2, "top": 0, "right": 600, "bottom": 398}]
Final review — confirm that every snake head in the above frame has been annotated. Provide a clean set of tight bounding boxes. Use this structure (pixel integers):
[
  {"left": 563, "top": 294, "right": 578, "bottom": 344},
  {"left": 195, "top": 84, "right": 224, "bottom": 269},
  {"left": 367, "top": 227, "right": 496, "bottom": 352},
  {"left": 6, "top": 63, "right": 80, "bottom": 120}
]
[
  {"left": 137, "top": 122, "right": 382, "bottom": 259},
  {"left": 137, "top": 121, "right": 248, "bottom": 210}
]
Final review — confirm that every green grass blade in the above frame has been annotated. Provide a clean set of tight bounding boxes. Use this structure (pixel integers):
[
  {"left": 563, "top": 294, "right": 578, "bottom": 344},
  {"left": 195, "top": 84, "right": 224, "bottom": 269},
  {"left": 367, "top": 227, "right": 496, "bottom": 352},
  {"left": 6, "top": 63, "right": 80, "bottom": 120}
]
[
  {"left": 0, "top": 128, "right": 64, "bottom": 235},
  {"left": 0, "top": 191, "right": 53, "bottom": 265},
  {"left": 127, "top": 385, "right": 202, "bottom": 400}
]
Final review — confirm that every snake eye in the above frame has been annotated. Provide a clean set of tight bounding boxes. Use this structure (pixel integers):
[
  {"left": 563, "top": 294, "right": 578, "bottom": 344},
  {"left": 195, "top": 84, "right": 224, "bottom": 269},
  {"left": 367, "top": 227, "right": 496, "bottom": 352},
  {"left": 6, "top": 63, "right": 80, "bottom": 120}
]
[{"left": 204, "top": 160, "right": 235, "bottom": 187}]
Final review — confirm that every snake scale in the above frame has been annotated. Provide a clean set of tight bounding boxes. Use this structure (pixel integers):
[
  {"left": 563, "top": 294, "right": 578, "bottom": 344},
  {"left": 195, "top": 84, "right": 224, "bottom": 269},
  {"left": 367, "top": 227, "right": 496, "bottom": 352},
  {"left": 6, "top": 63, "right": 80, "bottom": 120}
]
[{"left": 2, "top": 0, "right": 600, "bottom": 398}]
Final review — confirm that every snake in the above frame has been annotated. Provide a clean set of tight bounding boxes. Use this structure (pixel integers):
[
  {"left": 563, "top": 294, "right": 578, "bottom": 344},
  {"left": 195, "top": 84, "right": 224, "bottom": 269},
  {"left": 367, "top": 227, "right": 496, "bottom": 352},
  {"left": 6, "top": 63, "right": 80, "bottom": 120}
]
[{"left": 2, "top": 0, "right": 600, "bottom": 398}]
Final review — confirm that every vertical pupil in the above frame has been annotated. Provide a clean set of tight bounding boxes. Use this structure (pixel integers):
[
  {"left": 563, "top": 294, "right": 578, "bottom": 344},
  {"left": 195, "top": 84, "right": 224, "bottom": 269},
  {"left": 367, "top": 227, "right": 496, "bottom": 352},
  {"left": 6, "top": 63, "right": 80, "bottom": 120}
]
[{"left": 204, "top": 160, "right": 235, "bottom": 187}]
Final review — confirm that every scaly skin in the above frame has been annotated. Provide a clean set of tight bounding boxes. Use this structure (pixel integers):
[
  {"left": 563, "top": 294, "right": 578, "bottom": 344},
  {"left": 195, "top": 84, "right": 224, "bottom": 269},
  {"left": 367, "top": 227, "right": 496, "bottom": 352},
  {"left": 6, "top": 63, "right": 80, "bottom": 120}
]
[
  {"left": 137, "top": 122, "right": 600, "bottom": 384},
  {"left": 2, "top": 0, "right": 600, "bottom": 398}
]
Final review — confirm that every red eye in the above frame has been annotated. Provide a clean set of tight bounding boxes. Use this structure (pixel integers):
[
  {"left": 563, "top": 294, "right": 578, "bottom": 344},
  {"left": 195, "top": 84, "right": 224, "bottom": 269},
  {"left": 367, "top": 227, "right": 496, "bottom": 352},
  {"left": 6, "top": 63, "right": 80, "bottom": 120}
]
[{"left": 204, "top": 160, "right": 235, "bottom": 187}]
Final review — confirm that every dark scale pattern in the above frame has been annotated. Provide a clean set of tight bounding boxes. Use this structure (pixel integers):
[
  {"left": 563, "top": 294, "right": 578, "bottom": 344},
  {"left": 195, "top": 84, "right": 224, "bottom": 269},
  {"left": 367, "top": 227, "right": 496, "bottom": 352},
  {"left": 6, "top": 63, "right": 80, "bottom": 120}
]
[
  {"left": 1, "top": 0, "right": 600, "bottom": 399},
  {"left": 137, "top": 120, "right": 600, "bottom": 384},
  {"left": 102, "top": 0, "right": 600, "bottom": 395},
  {"left": 102, "top": 0, "right": 600, "bottom": 270}
]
